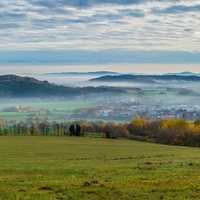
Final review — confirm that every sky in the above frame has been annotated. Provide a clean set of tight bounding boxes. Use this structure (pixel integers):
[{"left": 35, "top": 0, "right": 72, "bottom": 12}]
[{"left": 0, "top": 0, "right": 200, "bottom": 74}]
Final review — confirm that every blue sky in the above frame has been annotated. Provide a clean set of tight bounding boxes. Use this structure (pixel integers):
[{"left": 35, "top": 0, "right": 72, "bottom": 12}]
[{"left": 0, "top": 0, "right": 200, "bottom": 73}]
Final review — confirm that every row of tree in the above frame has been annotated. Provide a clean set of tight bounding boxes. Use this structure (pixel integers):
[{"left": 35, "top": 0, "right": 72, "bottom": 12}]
[{"left": 1, "top": 116, "right": 200, "bottom": 147}]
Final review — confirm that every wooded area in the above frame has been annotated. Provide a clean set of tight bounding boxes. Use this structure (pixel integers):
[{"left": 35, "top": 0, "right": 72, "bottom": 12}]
[{"left": 1, "top": 116, "right": 200, "bottom": 147}]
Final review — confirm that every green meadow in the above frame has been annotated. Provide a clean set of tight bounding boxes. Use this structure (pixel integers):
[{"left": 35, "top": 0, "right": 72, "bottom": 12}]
[
  {"left": 127, "top": 90, "right": 197, "bottom": 104},
  {"left": 0, "top": 102, "right": 96, "bottom": 123},
  {"left": 0, "top": 136, "right": 200, "bottom": 199},
  {"left": 0, "top": 102, "right": 94, "bottom": 110}
]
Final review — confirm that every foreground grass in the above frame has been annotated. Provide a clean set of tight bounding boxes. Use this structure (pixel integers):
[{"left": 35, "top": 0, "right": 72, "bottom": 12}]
[{"left": 0, "top": 137, "right": 200, "bottom": 199}]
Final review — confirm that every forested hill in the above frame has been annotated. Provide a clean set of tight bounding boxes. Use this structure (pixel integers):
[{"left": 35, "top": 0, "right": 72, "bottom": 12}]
[
  {"left": 90, "top": 74, "right": 200, "bottom": 83},
  {"left": 0, "top": 75, "right": 81, "bottom": 98}
]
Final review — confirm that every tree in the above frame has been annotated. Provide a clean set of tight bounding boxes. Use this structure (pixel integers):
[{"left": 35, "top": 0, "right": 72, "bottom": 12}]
[
  {"left": 69, "top": 124, "right": 75, "bottom": 136},
  {"left": 38, "top": 122, "right": 46, "bottom": 135},
  {"left": 104, "top": 122, "right": 116, "bottom": 138},
  {"left": 22, "top": 124, "right": 27, "bottom": 135},
  {"left": 52, "top": 122, "right": 60, "bottom": 135},
  {"left": 115, "top": 124, "right": 130, "bottom": 138},
  {"left": 134, "top": 113, "right": 141, "bottom": 120},
  {"left": 194, "top": 119, "right": 200, "bottom": 126},
  {"left": 35, "top": 114, "right": 40, "bottom": 120},
  {"left": 95, "top": 123, "right": 105, "bottom": 134},
  {"left": 75, "top": 124, "right": 81, "bottom": 136},
  {"left": 0, "top": 120, "right": 6, "bottom": 127},
  {"left": 127, "top": 118, "right": 146, "bottom": 136},
  {"left": 16, "top": 123, "right": 22, "bottom": 135},
  {"left": 69, "top": 124, "right": 81, "bottom": 136},
  {"left": 29, "top": 124, "right": 36, "bottom": 135},
  {"left": 45, "top": 124, "right": 50, "bottom": 135},
  {"left": 44, "top": 115, "right": 49, "bottom": 121},
  {"left": 3, "top": 128, "right": 8, "bottom": 135}
]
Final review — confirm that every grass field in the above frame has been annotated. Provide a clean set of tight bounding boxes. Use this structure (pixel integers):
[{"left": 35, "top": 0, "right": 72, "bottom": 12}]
[
  {"left": 0, "top": 137, "right": 200, "bottom": 199},
  {"left": 0, "top": 102, "right": 95, "bottom": 110},
  {"left": 141, "top": 91, "right": 194, "bottom": 103},
  {"left": 0, "top": 102, "right": 96, "bottom": 123},
  {"left": 127, "top": 90, "right": 197, "bottom": 104}
]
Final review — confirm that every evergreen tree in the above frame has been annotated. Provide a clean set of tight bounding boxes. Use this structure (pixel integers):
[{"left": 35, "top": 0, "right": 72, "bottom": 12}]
[
  {"left": 69, "top": 124, "right": 75, "bottom": 136},
  {"left": 75, "top": 124, "right": 81, "bottom": 136}
]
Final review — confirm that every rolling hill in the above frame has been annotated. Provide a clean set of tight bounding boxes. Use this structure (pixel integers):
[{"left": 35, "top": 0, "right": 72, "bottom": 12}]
[
  {"left": 0, "top": 74, "right": 81, "bottom": 98},
  {"left": 89, "top": 74, "right": 200, "bottom": 83}
]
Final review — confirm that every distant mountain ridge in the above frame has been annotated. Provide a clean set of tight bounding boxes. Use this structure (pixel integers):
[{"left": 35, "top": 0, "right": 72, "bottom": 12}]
[
  {"left": 43, "top": 71, "right": 121, "bottom": 76},
  {"left": 42, "top": 71, "right": 200, "bottom": 77},
  {"left": 89, "top": 74, "right": 200, "bottom": 83},
  {"left": 164, "top": 71, "right": 200, "bottom": 76}
]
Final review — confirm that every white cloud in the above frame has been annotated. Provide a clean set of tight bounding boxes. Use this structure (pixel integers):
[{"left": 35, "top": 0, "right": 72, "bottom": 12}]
[{"left": 0, "top": 0, "right": 199, "bottom": 52}]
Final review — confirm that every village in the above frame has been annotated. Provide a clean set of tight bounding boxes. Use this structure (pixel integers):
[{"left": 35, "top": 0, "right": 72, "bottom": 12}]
[
  {"left": 70, "top": 97, "right": 200, "bottom": 121},
  {"left": 1, "top": 88, "right": 200, "bottom": 125}
]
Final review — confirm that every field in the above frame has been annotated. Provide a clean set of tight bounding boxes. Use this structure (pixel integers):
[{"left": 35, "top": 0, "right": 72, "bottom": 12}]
[
  {"left": 0, "top": 102, "right": 95, "bottom": 110},
  {"left": 0, "top": 102, "right": 96, "bottom": 123},
  {"left": 127, "top": 90, "right": 199, "bottom": 104},
  {"left": 0, "top": 100, "right": 135, "bottom": 124},
  {"left": 0, "top": 137, "right": 200, "bottom": 199}
]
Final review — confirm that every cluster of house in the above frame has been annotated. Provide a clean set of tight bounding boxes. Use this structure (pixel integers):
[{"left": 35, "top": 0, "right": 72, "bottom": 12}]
[
  {"left": 149, "top": 105, "right": 200, "bottom": 120},
  {"left": 95, "top": 98, "right": 200, "bottom": 120}
]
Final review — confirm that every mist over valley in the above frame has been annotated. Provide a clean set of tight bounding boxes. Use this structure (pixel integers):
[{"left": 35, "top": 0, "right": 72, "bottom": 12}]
[
  {"left": 31, "top": 71, "right": 200, "bottom": 90},
  {"left": 0, "top": 72, "right": 200, "bottom": 125}
]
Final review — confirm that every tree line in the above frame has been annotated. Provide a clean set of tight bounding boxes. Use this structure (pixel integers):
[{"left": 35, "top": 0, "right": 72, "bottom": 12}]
[{"left": 1, "top": 116, "right": 200, "bottom": 147}]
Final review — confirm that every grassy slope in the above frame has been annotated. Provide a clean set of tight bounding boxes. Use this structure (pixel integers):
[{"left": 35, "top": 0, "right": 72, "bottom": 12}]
[{"left": 0, "top": 137, "right": 200, "bottom": 200}]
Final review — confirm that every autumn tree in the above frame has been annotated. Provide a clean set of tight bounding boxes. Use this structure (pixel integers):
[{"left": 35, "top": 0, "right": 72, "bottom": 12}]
[
  {"left": 127, "top": 117, "right": 146, "bottom": 136},
  {"left": 95, "top": 123, "right": 106, "bottom": 134},
  {"left": 158, "top": 119, "right": 189, "bottom": 145},
  {"left": 38, "top": 122, "right": 45, "bottom": 135},
  {"left": 29, "top": 124, "right": 36, "bottom": 135},
  {"left": 115, "top": 124, "right": 130, "bottom": 138},
  {"left": 0, "top": 120, "right": 6, "bottom": 127},
  {"left": 174, "top": 123, "right": 200, "bottom": 146}
]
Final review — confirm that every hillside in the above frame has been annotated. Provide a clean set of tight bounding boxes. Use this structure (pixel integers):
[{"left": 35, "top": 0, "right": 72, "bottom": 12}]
[
  {"left": 0, "top": 74, "right": 81, "bottom": 98},
  {"left": 90, "top": 74, "right": 200, "bottom": 83},
  {"left": 1, "top": 137, "right": 200, "bottom": 199},
  {"left": 0, "top": 74, "right": 130, "bottom": 99}
]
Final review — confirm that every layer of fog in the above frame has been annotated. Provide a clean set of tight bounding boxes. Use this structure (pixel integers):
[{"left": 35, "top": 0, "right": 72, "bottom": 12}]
[
  {"left": 33, "top": 74, "right": 160, "bottom": 88},
  {"left": 34, "top": 74, "right": 96, "bottom": 86},
  {"left": 1, "top": 72, "right": 200, "bottom": 106},
  {"left": 33, "top": 74, "right": 140, "bottom": 87},
  {"left": 32, "top": 74, "right": 200, "bottom": 92}
]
